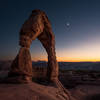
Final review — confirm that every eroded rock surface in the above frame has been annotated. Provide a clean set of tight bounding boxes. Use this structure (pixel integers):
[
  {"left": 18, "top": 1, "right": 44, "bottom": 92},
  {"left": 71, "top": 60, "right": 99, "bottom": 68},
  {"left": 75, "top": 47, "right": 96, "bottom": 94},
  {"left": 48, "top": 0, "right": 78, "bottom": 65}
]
[
  {"left": 8, "top": 9, "right": 59, "bottom": 83},
  {"left": 0, "top": 82, "right": 71, "bottom": 100},
  {"left": 8, "top": 47, "right": 32, "bottom": 83}
]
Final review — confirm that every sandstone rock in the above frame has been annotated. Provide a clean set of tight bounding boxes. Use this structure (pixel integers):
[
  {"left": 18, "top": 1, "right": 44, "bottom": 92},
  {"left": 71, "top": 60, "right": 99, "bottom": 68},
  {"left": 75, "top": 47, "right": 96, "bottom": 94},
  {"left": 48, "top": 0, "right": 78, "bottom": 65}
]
[
  {"left": 6, "top": 10, "right": 71, "bottom": 100},
  {"left": 8, "top": 47, "right": 32, "bottom": 83},
  {"left": 8, "top": 9, "right": 59, "bottom": 83}
]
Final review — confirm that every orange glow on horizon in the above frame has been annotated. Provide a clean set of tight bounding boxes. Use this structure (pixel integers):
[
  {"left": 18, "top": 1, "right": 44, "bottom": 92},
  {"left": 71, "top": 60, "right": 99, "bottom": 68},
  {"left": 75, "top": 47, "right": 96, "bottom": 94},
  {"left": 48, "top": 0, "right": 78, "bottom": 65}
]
[
  {"left": 30, "top": 37, "right": 100, "bottom": 62},
  {"left": 31, "top": 56, "right": 100, "bottom": 62},
  {"left": 56, "top": 57, "right": 100, "bottom": 62}
]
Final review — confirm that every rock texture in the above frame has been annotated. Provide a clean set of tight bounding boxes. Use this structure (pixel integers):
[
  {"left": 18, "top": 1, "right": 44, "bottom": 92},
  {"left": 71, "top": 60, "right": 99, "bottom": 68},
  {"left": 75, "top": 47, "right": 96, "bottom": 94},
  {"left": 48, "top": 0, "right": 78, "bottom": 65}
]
[
  {"left": 8, "top": 9, "right": 59, "bottom": 82},
  {"left": 0, "top": 82, "right": 71, "bottom": 100},
  {"left": 8, "top": 47, "right": 32, "bottom": 83}
]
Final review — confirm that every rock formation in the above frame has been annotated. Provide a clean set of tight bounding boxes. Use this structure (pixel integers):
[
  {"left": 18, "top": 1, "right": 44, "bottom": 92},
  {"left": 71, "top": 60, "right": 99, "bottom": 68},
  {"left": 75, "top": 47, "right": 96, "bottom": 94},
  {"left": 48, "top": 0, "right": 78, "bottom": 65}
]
[
  {"left": 8, "top": 47, "right": 32, "bottom": 83},
  {"left": 8, "top": 9, "right": 59, "bottom": 83}
]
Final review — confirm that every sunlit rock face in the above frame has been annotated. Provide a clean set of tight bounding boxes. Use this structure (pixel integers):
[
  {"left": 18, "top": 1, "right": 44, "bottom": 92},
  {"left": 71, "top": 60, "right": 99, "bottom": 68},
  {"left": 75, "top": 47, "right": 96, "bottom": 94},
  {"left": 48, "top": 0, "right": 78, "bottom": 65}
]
[{"left": 8, "top": 9, "right": 59, "bottom": 83}]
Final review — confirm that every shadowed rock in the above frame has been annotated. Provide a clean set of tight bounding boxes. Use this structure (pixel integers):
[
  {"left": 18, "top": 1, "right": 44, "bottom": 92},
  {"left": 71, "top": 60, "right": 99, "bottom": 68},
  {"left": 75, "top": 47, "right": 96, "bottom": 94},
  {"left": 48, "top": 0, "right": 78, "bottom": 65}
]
[{"left": 8, "top": 47, "right": 32, "bottom": 83}]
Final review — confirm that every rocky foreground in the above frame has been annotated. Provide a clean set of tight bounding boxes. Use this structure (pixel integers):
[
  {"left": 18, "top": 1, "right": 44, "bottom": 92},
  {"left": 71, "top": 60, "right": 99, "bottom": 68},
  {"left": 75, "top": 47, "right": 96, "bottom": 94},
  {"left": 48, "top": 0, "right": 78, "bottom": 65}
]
[
  {"left": 0, "top": 61, "right": 100, "bottom": 100},
  {"left": 70, "top": 85, "right": 100, "bottom": 100},
  {"left": 0, "top": 82, "right": 71, "bottom": 100},
  {"left": 0, "top": 82, "right": 100, "bottom": 100}
]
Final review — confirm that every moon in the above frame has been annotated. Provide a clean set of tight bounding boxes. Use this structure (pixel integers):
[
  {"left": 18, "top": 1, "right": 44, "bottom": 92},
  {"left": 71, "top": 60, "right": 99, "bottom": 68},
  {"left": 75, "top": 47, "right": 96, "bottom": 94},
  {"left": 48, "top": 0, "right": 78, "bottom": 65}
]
[{"left": 66, "top": 22, "right": 70, "bottom": 27}]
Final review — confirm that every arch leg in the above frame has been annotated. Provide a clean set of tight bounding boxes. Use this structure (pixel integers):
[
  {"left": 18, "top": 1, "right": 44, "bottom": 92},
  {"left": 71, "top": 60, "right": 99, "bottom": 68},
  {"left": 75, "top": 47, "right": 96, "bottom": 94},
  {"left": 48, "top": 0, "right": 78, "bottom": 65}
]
[
  {"left": 38, "top": 34, "right": 59, "bottom": 82},
  {"left": 8, "top": 47, "right": 32, "bottom": 83}
]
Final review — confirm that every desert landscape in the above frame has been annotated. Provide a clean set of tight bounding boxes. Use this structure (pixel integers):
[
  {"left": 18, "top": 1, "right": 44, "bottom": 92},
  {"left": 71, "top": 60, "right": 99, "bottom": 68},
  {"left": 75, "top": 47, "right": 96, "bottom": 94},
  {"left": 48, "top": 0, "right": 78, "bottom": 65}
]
[
  {"left": 0, "top": 0, "right": 100, "bottom": 100},
  {"left": 0, "top": 61, "right": 100, "bottom": 100}
]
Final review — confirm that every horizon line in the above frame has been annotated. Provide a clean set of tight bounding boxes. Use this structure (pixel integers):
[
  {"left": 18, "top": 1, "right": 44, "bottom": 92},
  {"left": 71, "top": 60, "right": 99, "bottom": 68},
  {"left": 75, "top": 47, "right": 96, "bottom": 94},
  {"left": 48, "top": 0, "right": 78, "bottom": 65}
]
[{"left": 0, "top": 59, "right": 100, "bottom": 63}]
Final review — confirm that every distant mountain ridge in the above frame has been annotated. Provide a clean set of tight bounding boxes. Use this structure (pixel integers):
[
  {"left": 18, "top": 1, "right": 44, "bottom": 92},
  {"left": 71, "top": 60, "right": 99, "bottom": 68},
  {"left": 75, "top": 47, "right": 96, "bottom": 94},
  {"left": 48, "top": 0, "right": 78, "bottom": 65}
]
[
  {"left": 58, "top": 62, "right": 100, "bottom": 70},
  {"left": 32, "top": 61, "right": 100, "bottom": 71},
  {"left": 0, "top": 60, "right": 100, "bottom": 71}
]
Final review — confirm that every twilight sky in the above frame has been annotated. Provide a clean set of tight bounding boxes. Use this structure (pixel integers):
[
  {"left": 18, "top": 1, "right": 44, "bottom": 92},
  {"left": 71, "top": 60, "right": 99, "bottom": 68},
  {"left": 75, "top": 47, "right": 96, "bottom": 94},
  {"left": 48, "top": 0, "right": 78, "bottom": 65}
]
[{"left": 0, "top": 0, "right": 100, "bottom": 62}]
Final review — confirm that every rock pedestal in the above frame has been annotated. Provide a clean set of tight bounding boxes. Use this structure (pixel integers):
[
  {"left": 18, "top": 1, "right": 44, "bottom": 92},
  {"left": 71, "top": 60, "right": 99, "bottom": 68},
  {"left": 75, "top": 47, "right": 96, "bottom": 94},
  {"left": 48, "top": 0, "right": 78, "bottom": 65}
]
[{"left": 8, "top": 47, "right": 32, "bottom": 83}]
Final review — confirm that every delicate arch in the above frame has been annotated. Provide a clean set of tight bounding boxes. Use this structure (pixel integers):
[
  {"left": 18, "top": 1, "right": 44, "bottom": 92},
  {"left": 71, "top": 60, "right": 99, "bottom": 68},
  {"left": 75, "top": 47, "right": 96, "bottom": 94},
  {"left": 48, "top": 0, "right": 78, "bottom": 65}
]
[{"left": 8, "top": 10, "right": 59, "bottom": 82}]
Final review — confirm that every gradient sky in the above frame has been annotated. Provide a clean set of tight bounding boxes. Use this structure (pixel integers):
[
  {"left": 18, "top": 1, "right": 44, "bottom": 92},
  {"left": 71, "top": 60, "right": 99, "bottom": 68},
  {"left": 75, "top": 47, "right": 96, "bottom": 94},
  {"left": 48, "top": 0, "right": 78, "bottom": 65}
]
[{"left": 0, "top": 0, "right": 100, "bottom": 62}]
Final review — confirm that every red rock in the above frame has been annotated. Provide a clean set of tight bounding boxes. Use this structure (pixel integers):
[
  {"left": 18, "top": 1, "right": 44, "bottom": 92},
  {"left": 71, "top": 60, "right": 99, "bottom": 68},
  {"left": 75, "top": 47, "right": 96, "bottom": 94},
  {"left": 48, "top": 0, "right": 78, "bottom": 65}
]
[
  {"left": 8, "top": 47, "right": 32, "bottom": 83},
  {"left": 8, "top": 9, "right": 59, "bottom": 83}
]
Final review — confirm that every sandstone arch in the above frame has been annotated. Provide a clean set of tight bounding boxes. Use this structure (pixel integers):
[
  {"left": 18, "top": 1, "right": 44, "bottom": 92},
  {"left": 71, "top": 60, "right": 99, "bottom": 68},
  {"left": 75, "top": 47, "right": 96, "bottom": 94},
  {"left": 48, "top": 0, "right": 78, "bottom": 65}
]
[{"left": 8, "top": 10, "right": 59, "bottom": 83}]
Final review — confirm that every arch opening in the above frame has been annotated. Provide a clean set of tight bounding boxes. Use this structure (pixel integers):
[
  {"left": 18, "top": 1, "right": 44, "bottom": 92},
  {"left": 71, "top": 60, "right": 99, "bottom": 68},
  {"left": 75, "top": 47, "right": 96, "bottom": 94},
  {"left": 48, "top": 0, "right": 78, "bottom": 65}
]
[{"left": 30, "top": 39, "right": 48, "bottom": 82}]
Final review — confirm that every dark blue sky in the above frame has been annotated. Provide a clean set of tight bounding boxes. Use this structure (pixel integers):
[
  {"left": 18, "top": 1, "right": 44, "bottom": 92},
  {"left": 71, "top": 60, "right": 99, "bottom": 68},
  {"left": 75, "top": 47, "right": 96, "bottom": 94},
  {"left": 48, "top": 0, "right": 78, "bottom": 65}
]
[{"left": 0, "top": 0, "right": 100, "bottom": 61}]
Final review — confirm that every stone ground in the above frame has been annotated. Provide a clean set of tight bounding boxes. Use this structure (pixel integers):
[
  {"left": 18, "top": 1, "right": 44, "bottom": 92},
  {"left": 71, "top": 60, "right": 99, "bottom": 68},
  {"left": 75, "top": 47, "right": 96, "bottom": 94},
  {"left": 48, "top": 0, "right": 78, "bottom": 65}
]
[
  {"left": 0, "top": 82, "right": 100, "bottom": 100},
  {"left": 70, "top": 85, "right": 100, "bottom": 100},
  {"left": 0, "top": 82, "right": 70, "bottom": 100}
]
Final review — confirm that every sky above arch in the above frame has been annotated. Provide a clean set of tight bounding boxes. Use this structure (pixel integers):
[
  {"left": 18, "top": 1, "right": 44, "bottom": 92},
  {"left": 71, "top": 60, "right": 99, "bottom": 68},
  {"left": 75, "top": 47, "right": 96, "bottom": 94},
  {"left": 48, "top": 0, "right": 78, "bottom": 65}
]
[{"left": 0, "top": 0, "right": 100, "bottom": 62}]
